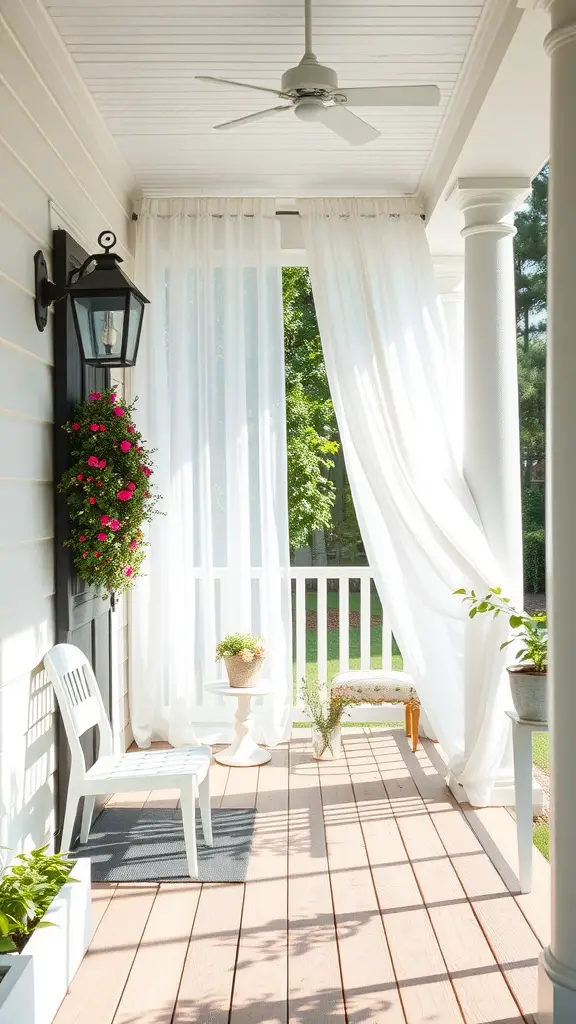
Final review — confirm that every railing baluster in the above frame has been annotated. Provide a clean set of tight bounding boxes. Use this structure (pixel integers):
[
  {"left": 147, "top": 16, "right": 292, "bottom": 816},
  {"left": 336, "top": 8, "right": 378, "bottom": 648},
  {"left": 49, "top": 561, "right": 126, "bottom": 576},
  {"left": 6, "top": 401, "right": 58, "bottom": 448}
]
[
  {"left": 381, "top": 609, "right": 393, "bottom": 671},
  {"left": 317, "top": 576, "right": 328, "bottom": 685},
  {"left": 360, "top": 576, "right": 371, "bottom": 670},
  {"left": 339, "top": 574, "right": 349, "bottom": 673},
  {"left": 295, "top": 575, "right": 306, "bottom": 704}
]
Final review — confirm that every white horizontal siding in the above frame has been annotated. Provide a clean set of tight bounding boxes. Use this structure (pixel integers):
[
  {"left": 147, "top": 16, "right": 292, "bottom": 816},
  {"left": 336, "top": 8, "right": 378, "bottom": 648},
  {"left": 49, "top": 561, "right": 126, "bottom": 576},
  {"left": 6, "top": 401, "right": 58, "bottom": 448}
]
[{"left": 0, "top": 6, "right": 135, "bottom": 849}]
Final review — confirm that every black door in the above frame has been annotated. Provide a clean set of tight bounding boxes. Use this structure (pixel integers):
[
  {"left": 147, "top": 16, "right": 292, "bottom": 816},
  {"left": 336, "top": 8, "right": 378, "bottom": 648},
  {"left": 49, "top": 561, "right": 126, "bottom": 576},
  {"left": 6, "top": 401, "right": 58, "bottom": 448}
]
[{"left": 53, "top": 229, "right": 113, "bottom": 850}]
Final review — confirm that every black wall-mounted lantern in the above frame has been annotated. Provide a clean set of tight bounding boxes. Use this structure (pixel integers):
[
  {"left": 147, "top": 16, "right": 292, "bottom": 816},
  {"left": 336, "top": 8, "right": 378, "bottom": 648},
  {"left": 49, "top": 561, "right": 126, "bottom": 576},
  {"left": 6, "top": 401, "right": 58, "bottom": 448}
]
[{"left": 34, "top": 230, "right": 149, "bottom": 368}]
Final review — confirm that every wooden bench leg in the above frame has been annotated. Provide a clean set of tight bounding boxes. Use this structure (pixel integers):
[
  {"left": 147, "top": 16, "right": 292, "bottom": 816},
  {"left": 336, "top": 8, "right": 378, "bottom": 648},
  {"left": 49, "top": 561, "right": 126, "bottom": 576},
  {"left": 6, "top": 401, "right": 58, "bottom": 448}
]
[
  {"left": 410, "top": 702, "right": 420, "bottom": 753},
  {"left": 404, "top": 701, "right": 412, "bottom": 738}
]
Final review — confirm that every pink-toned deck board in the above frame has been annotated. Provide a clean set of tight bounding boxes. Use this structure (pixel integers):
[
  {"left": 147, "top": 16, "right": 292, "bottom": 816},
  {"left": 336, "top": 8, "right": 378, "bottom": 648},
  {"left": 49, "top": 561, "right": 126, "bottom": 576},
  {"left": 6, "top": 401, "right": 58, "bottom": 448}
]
[{"left": 54, "top": 732, "right": 546, "bottom": 1023}]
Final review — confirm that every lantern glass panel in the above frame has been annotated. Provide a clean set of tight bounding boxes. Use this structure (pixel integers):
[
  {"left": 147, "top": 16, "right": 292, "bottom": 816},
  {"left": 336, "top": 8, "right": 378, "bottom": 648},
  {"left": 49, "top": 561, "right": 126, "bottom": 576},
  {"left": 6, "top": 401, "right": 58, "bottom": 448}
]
[
  {"left": 73, "top": 295, "right": 125, "bottom": 362},
  {"left": 125, "top": 294, "right": 144, "bottom": 364}
]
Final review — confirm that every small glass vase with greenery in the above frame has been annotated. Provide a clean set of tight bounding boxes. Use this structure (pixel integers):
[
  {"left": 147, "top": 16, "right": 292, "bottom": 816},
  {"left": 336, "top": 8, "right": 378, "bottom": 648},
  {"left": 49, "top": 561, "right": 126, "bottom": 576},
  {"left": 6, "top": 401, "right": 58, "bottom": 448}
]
[
  {"left": 216, "top": 633, "right": 265, "bottom": 688},
  {"left": 0, "top": 845, "right": 77, "bottom": 953},
  {"left": 300, "top": 677, "right": 356, "bottom": 759},
  {"left": 454, "top": 585, "right": 548, "bottom": 721}
]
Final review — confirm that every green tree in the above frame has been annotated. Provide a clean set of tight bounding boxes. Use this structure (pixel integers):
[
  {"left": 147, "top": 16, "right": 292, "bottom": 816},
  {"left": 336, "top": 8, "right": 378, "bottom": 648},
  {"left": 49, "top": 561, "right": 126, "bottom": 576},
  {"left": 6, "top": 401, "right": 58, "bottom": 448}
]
[
  {"left": 283, "top": 268, "right": 339, "bottom": 551},
  {"left": 515, "top": 166, "right": 548, "bottom": 349}
]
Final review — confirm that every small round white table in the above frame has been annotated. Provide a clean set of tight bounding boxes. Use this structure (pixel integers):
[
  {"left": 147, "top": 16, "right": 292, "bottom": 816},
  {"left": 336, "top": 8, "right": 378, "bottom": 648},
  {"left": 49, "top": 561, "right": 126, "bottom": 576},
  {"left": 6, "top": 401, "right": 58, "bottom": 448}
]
[{"left": 205, "top": 681, "right": 274, "bottom": 767}]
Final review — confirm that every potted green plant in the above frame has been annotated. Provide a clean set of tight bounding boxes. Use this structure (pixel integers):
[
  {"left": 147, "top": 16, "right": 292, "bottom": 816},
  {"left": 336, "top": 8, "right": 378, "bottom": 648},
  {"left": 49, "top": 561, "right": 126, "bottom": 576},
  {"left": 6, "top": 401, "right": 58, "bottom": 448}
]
[
  {"left": 454, "top": 586, "right": 547, "bottom": 722},
  {"left": 0, "top": 846, "right": 91, "bottom": 1024},
  {"left": 300, "top": 677, "right": 356, "bottom": 759},
  {"left": 216, "top": 633, "right": 265, "bottom": 688}
]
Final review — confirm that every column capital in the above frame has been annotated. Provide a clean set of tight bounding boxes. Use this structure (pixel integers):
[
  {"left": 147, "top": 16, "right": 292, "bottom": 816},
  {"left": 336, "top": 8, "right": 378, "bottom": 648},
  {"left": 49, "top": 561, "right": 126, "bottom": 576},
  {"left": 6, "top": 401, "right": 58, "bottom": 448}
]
[{"left": 450, "top": 177, "right": 532, "bottom": 238}]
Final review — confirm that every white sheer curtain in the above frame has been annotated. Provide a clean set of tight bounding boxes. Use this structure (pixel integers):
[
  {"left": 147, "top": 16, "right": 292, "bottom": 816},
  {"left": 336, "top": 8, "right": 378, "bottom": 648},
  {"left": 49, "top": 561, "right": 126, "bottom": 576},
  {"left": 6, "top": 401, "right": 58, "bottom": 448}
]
[
  {"left": 131, "top": 198, "right": 292, "bottom": 748},
  {"left": 300, "top": 197, "right": 513, "bottom": 805}
]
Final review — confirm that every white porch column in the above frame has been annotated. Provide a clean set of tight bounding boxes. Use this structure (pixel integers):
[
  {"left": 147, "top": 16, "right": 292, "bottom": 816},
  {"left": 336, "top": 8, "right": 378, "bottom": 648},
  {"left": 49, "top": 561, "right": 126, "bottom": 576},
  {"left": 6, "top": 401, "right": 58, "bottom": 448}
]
[
  {"left": 456, "top": 178, "right": 530, "bottom": 607},
  {"left": 537, "top": 2, "right": 576, "bottom": 1021}
]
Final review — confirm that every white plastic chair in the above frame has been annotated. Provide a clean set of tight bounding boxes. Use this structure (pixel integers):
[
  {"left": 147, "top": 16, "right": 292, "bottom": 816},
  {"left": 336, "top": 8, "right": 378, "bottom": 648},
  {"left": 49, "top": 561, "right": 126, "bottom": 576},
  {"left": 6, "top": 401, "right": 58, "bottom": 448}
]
[{"left": 44, "top": 643, "right": 212, "bottom": 879}]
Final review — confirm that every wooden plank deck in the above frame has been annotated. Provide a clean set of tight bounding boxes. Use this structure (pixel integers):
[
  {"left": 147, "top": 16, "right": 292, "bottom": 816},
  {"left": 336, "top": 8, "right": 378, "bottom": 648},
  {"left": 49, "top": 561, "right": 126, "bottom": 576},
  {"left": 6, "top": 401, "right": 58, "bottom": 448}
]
[{"left": 54, "top": 729, "right": 549, "bottom": 1024}]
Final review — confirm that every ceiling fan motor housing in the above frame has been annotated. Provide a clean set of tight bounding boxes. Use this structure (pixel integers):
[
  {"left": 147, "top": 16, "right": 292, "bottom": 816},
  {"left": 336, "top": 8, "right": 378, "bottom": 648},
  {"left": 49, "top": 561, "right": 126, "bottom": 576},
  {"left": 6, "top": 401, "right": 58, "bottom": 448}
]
[{"left": 281, "top": 57, "right": 338, "bottom": 97}]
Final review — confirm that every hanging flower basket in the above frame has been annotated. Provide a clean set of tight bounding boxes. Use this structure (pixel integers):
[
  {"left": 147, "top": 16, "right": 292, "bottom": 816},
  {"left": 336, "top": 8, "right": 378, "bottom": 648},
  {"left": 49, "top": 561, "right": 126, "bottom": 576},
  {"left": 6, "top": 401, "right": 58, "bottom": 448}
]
[{"left": 58, "top": 388, "right": 161, "bottom": 596}]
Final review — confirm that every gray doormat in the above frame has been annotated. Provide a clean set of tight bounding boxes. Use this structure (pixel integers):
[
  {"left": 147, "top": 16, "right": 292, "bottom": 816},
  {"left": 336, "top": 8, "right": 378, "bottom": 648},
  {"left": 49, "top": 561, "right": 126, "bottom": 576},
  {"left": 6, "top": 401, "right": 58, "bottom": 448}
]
[{"left": 72, "top": 806, "right": 256, "bottom": 882}]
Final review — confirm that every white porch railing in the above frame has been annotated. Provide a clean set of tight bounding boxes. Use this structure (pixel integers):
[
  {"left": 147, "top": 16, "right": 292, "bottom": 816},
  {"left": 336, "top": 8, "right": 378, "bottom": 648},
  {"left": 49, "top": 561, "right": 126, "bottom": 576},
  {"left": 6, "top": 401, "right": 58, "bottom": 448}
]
[{"left": 290, "top": 566, "right": 403, "bottom": 724}]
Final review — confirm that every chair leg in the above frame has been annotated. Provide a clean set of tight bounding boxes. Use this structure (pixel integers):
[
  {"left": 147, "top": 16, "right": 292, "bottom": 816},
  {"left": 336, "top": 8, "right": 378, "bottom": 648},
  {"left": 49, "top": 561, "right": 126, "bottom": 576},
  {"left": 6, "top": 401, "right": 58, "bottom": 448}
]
[
  {"left": 404, "top": 701, "right": 412, "bottom": 737},
  {"left": 198, "top": 773, "right": 213, "bottom": 847},
  {"left": 411, "top": 703, "right": 421, "bottom": 753},
  {"left": 80, "top": 796, "right": 96, "bottom": 844},
  {"left": 60, "top": 788, "right": 80, "bottom": 853},
  {"left": 181, "top": 783, "right": 199, "bottom": 880}
]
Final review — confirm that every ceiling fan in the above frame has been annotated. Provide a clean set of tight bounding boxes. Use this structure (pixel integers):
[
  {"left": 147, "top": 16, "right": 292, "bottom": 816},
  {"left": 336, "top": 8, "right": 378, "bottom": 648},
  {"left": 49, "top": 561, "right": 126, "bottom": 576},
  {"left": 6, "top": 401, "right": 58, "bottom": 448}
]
[{"left": 196, "top": 0, "right": 440, "bottom": 146}]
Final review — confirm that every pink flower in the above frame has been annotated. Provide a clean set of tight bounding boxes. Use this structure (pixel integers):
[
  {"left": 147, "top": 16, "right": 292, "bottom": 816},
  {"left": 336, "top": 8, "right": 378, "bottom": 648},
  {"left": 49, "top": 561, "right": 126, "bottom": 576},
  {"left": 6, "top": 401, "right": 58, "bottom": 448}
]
[
  {"left": 120, "top": 441, "right": 132, "bottom": 453},
  {"left": 239, "top": 648, "right": 255, "bottom": 663},
  {"left": 100, "top": 515, "right": 110, "bottom": 525},
  {"left": 136, "top": 446, "right": 143, "bottom": 452},
  {"left": 128, "top": 482, "right": 136, "bottom": 491},
  {"left": 87, "top": 476, "right": 94, "bottom": 483},
  {"left": 110, "top": 519, "right": 120, "bottom": 532},
  {"left": 129, "top": 540, "right": 138, "bottom": 551},
  {"left": 123, "top": 566, "right": 134, "bottom": 577},
  {"left": 117, "top": 489, "right": 132, "bottom": 502},
  {"left": 89, "top": 392, "right": 102, "bottom": 401},
  {"left": 87, "top": 456, "right": 99, "bottom": 468},
  {"left": 99, "top": 425, "right": 106, "bottom": 432},
  {"left": 94, "top": 551, "right": 101, "bottom": 558},
  {"left": 98, "top": 459, "right": 106, "bottom": 469},
  {"left": 109, "top": 393, "right": 117, "bottom": 404},
  {"left": 127, "top": 425, "right": 135, "bottom": 434},
  {"left": 82, "top": 551, "right": 88, "bottom": 558},
  {"left": 76, "top": 474, "right": 84, "bottom": 481},
  {"left": 144, "top": 490, "right": 151, "bottom": 498},
  {"left": 140, "top": 465, "right": 152, "bottom": 478},
  {"left": 72, "top": 422, "right": 80, "bottom": 431},
  {"left": 89, "top": 423, "right": 100, "bottom": 432},
  {"left": 97, "top": 532, "right": 108, "bottom": 542},
  {"left": 89, "top": 497, "right": 96, "bottom": 505},
  {"left": 113, "top": 406, "right": 124, "bottom": 418},
  {"left": 79, "top": 535, "right": 87, "bottom": 542},
  {"left": 97, "top": 481, "right": 103, "bottom": 488}
]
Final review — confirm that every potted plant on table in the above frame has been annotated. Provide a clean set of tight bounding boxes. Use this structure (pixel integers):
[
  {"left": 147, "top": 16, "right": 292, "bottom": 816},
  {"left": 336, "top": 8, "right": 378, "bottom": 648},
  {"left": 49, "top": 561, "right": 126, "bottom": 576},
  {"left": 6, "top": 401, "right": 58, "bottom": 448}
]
[
  {"left": 300, "top": 677, "right": 357, "bottom": 759},
  {"left": 454, "top": 586, "right": 548, "bottom": 722},
  {"left": 216, "top": 633, "right": 265, "bottom": 688},
  {"left": 0, "top": 845, "right": 91, "bottom": 1024}
]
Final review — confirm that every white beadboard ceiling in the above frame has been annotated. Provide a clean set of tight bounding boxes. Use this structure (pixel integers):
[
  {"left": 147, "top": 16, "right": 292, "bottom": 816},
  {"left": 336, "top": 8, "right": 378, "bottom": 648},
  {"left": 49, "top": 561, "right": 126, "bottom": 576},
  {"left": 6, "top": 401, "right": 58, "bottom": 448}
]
[{"left": 42, "top": 0, "right": 486, "bottom": 197}]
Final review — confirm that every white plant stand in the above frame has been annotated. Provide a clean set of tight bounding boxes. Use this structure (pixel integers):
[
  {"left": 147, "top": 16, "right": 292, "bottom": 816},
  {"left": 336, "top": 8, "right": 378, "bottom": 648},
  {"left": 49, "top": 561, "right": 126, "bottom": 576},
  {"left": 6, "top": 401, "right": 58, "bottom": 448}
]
[
  {"left": 506, "top": 709, "right": 549, "bottom": 893},
  {"left": 0, "top": 856, "right": 91, "bottom": 1024},
  {"left": 206, "top": 681, "right": 274, "bottom": 767}
]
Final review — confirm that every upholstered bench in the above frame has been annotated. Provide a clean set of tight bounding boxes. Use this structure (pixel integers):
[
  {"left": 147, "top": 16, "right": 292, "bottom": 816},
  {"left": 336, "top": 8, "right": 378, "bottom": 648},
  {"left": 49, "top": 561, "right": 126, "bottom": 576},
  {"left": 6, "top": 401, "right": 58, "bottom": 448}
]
[{"left": 331, "top": 669, "right": 421, "bottom": 752}]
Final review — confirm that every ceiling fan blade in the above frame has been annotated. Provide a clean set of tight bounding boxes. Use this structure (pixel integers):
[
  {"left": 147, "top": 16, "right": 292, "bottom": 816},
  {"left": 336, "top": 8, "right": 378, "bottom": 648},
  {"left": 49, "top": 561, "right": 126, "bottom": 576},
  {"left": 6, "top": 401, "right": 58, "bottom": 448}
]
[
  {"left": 337, "top": 85, "right": 441, "bottom": 107},
  {"left": 319, "top": 104, "right": 380, "bottom": 145},
  {"left": 214, "top": 106, "right": 293, "bottom": 131},
  {"left": 196, "top": 75, "right": 289, "bottom": 99}
]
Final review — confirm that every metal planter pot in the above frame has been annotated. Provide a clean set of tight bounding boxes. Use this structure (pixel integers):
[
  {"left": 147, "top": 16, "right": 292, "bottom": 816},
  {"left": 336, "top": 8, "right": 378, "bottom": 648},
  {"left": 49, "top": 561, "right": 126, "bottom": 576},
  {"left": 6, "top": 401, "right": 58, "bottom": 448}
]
[{"left": 507, "top": 666, "right": 547, "bottom": 722}]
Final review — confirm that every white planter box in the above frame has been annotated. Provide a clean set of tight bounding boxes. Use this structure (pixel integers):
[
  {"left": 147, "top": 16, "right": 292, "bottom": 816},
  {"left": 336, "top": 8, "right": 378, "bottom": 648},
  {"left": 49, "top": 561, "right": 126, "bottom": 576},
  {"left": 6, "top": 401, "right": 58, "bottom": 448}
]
[{"left": 0, "top": 857, "right": 91, "bottom": 1024}]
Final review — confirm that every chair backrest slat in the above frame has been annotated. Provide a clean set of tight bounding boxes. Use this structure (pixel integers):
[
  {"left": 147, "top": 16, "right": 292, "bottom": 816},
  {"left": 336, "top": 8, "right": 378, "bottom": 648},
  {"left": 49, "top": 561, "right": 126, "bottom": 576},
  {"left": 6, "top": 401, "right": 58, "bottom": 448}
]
[{"left": 44, "top": 644, "right": 114, "bottom": 777}]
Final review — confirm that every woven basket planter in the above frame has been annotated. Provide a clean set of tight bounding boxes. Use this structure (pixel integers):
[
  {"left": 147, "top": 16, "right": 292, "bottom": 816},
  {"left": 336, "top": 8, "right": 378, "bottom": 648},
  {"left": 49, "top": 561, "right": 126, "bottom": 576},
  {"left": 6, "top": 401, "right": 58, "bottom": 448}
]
[
  {"left": 224, "top": 654, "right": 263, "bottom": 688},
  {"left": 508, "top": 666, "right": 547, "bottom": 722}
]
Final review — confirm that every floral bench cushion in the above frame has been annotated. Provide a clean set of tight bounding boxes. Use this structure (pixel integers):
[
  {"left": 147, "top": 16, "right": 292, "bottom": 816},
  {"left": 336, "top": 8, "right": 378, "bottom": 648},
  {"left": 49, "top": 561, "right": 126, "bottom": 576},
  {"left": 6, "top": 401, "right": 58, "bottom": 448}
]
[{"left": 331, "top": 669, "right": 418, "bottom": 704}]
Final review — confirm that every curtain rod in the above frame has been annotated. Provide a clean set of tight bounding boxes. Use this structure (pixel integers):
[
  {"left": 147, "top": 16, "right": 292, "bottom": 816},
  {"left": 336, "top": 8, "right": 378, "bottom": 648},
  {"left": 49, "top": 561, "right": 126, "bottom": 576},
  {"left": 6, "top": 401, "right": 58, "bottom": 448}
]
[{"left": 132, "top": 210, "right": 426, "bottom": 221}]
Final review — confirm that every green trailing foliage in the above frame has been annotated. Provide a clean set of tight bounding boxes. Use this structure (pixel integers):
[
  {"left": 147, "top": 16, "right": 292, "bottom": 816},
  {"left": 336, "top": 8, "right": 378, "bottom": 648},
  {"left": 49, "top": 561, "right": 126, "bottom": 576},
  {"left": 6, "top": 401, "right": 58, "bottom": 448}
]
[
  {"left": 0, "top": 846, "right": 77, "bottom": 953},
  {"left": 58, "top": 387, "right": 161, "bottom": 595},
  {"left": 454, "top": 586, "right": 547, "bottom": 672}
]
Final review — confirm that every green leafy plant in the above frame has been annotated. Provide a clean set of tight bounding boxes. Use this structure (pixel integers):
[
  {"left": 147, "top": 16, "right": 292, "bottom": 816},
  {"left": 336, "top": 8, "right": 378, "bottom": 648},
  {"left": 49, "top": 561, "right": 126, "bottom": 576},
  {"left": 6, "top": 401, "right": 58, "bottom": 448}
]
[
  {"left": 454, "top": 586, "right": 547, "bottom": 673},
  {"left": 215, "top": 633, "right": 265, "bottom": 662},
  {"left": 300, "top": 677, "right": 356, "bottom": 756},
  {"left": 0, "top": 846, "right": 77, "bottom": 953},
  {"left": 58, "top": 387, "right": 161, "bottom": 596}
]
